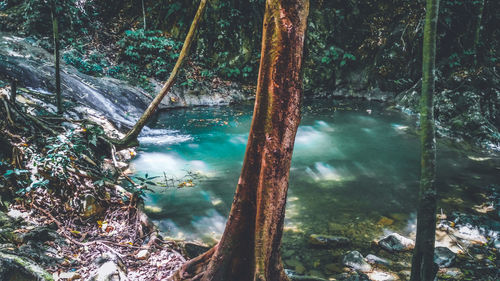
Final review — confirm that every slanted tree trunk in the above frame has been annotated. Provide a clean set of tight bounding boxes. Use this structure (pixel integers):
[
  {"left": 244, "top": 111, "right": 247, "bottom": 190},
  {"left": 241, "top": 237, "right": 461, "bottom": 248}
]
[
  {"left": 410, "top": 0, "right": 440, "bottom": 280},
  {"left": 172, "top": 0, "right": 309, "bottom": 280},
  {"left": 51, "top": 0, "right": 62, "bottom": 115},
  {"left": 473, "top": 0, "right": 485, "bottom": 66},
  {"left": 118, "top": 0, "right": 207, "bottom": 147}
]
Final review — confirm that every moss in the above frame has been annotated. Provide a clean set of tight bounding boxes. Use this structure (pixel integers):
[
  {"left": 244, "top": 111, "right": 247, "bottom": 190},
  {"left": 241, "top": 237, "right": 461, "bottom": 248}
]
[{"left": 0, "top": 252, "right": 54, "bottom": 281}]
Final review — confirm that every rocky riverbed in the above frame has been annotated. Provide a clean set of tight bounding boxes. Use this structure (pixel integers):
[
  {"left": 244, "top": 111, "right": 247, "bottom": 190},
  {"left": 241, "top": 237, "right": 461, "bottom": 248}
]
[{"left": 280, "top": 185, "right": 500, "bottom": 281}]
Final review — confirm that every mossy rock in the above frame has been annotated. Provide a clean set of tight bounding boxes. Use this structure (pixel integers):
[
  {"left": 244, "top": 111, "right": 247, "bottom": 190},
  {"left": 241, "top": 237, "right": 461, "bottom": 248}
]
[{"left": 0, "top": 252, "right": 54, "bottom": 281}]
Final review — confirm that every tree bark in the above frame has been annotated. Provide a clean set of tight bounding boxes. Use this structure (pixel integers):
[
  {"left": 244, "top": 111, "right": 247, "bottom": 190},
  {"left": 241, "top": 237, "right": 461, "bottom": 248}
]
[
  {"left": 141, "top": 0, "right": 147, "bottom": 30},
  {"left": 473, "top": 0, "right": 485, "bottom": 66},
  {"left": 9, "top": 80, "right": 16, "bottom": 103},
  {"left": 51, "top": 1, "right": 62, "bottom": 115},
  {"left": 410, "top": 0, "right": 440, "bottom": 280},
  {"left": 172, "top": 0, "right": 309, "bottom": 281},
  {"left": 118, "top": 0, "right": 207, "bottom": 147}
]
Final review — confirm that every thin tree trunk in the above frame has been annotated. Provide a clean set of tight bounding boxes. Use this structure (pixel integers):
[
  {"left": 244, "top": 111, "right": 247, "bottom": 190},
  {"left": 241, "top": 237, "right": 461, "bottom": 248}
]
[
  {"left": 410, "top": 0, "right": 440, "bottom": 280},
  {"left": 142, "top": 0, "right": 147, "bottom": 30},
  {"left": 10, "top": 80, "right": 16, "bottom": 102},
  {"left": 172, "top": 0, "right": 309, "bottom": 280},
  {"left": 51, "top": 1, "right": 62, "bottom": 115},
  {"left": 473, "top": 0, "right": 485, "bottom": 66},
  {"left": 118, "top": 0, "right": 207, "bottom": 147}
]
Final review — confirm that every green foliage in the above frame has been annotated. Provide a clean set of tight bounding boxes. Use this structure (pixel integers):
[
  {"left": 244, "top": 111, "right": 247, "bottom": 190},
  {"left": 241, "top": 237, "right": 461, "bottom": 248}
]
[
  {"left": 320, "top": 46, "right": 356, "bottom": 67},
  {"left": 63, "top": 49, "right": 108, "bottom": 76},
  {"left": 12, "top": 125, "right": 104, "bottom": 194},
  {"left": 22, "top": 0, "right": 90, "bottom": 38},
  {"left": 118, "top": 29, "right": 181, "bottom": 80}
]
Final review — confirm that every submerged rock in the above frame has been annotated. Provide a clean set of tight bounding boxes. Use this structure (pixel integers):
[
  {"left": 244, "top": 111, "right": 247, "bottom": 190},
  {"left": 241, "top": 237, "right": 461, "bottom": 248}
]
[
  {"left": 365, "top": 254, "right": 392, "bottom": 267},
  {"left": 342, "top": 251, "right": 372, "bottom": 273},
  {"left": 437, "top": 267, "right": 464, "bottom": 280},
  {"left": 434, "top": 247, "right": 456, "bottom": 268},
  {"left": 284, "top": 258, "right": 307, "bottom": 274},
  {"left": 309, "top": 234, "right": 351, "bottom": 248},
  {"left": 378, "top": 233, "right": 414, "bottom": 252},
  {"left": 337, "top": 271, "right": 371, "bottom": 281}
]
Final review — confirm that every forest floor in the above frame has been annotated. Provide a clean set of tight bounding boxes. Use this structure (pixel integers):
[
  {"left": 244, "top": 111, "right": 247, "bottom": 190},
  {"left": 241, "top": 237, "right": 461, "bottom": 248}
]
[{"left": 0, "top": 86, "right": 187, "bottom": 280}]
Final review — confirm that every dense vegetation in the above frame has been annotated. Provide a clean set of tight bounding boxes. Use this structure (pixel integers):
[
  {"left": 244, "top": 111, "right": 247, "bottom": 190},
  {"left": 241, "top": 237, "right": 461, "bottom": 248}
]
[{"left": 1, "top": 0, "right": 498, "bottom": 148}]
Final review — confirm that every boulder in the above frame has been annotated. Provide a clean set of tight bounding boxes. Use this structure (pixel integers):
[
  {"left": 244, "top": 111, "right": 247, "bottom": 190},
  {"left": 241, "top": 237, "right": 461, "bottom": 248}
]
[
  {"left": 378, "top": 233, "right": 414, "bottom": 252},
  {"left": 434, "top": 247, "right": 456, "bottom": 268},
  {"left": 342, "top": 251, "right": 372, "bottom": 273},
  {"left": 0, "top": 251, "right": 54, "bottom": 281},
  {"left": 309, "top": 234, "right": 351, "bottom": 248}
]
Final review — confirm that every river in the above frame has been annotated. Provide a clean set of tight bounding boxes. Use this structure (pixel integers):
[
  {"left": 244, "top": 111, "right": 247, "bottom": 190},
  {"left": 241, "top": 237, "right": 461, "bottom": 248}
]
[{"left": 131, "top": 99, "right": 499, "bottom": 278}]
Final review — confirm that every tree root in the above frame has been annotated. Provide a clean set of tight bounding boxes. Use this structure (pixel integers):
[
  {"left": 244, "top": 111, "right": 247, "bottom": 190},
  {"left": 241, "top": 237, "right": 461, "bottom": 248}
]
[{"left": 172, "top": 246, "right": 216, "bottom": 281}]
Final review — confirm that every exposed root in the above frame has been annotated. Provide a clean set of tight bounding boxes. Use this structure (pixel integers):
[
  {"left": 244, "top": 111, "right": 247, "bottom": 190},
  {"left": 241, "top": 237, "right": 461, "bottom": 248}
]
[{"left": 172, "top": 246, "right": 216, "bottom": 281}]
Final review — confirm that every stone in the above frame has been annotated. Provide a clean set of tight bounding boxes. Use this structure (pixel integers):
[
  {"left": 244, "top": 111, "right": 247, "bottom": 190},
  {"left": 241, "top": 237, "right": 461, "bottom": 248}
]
[
  {"left": 342, "top": 251, "right": 372, "bottom": 273},
  {"left": 82, "top": 194, "right": 104, "bottom": 218},
  {"left": 337, "top": 271, "right": 371, "bottom": 281},
  {"left": 325, "top": 263, "right": 343, "bottom": 274},
  {"left": 0, "top": 251, "right": 54, "bottom": 281},
  {"left": 285, "top": 258, "right": 306, "bottom": 274},
  {"left": 328, "top": 223, "right": 344, "bottom": 232},
  {"left": 491, "top": 238, "right": 500, "bottom": 249},
  {"left": 454, "top": 225, "right": 487, "bottom": 244},
  {"left": 377, "top": 217, "right": 394, "bottom": 226},
  {"left": 437, "top": 268, "right": 463, "bottom": 280},
  {"left": 309, "top": 234, "right": 350, "bottom": 248},
  {"left": 378, "top": 233, "right": 414, "bottom": 252},
  {"left": 434, "top": 247, "right": 456, "bottom": 268},
  {"left": 57, "top": 271, "right": 81, "bottom": 280},
  {"left": 136, "top": 249, "right": 149, "bottom": 260},
  {"left": 7, "top": 209, "right": 28, "bottom": 220},
  {"left": 90, "top": 253, "right": 127, "bottom": 281},
  {"left": 307, "top": 270, "right": 325, "bottom": 279},
  {"left": 366, "top": 271, "right": 399, "bottom": 281},
  {"left": 388, "top": 213, "right": 407, "bottom": 222},
  {"left": 295, "top": 263, "right": 306, "bottom": 275},
  {"left": 365, "top": 254, "right": 391, "bottom": 267},
  {"left": 183, "top": 242, "right": 210, "bottom": 259}
]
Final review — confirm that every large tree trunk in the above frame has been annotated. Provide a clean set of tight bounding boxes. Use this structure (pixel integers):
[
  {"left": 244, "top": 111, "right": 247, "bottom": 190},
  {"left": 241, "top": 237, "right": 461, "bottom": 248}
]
[
  {"left": 172, "top": 1, "right": 309, "bottom": 281},
  {"left": 117, "top": 0, "right": 207, "bottom": 147},
  {"left": 51, "top": 1, "right": 62, "bottom": 115},
  {"left": 410, "top": 0, "right": 440, "bottom": 280}
]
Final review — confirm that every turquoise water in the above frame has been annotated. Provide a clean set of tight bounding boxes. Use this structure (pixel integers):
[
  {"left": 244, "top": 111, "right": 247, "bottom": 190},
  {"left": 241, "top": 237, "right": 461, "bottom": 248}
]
[{"left": 131, "top": 100, "right": 499, "bottom": 277}]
